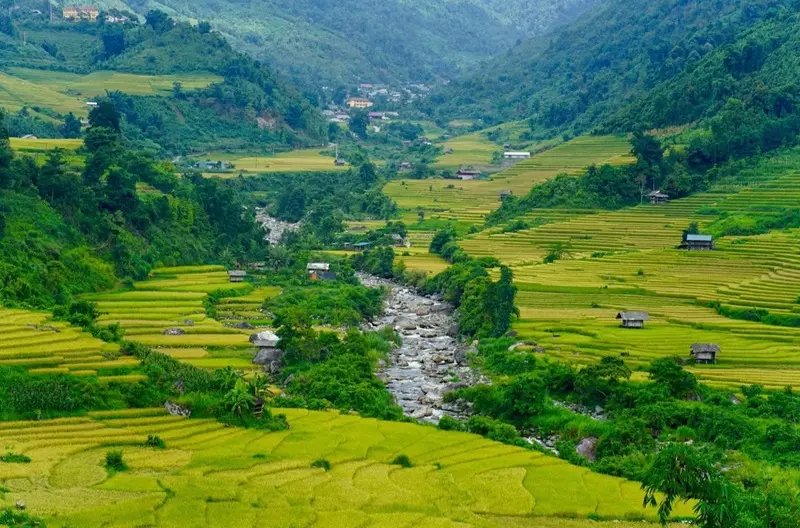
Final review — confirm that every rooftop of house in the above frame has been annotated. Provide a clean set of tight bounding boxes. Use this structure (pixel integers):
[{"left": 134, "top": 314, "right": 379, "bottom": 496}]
[
  {"left": 306, "top": 262, "right": 331, "bottom": 271},
  {"left": 686, "top": 234, "right": 713, "bottom": 242},
  {"left": 227, "top": 270, "right": 247, "bottom": 277},
  {"left": 648, "top": 190, "right": 669, "bottom": 197},
  {"left": 616, "top": 311, "right": 650, "bottom": 321},
  {"left": 691, "top": 344, "right": 721, "bottom": 354}
]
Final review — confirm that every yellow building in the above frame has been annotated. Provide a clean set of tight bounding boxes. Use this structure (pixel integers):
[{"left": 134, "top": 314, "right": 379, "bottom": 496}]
[
  {"left": 62, "top": 6, "right": 100, "bottom": 22},
  {"left": 346, "top": 97, "right": 374, "bottom": 109}
]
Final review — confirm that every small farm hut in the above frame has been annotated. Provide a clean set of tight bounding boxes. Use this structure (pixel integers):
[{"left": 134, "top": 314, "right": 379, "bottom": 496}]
[
  {"left": 648, "top": 190, "right": 669, "bottom": 205},
  {"left": 690, "top": 344, "right": 720, "bottom": 364},
  {"left": 684, "top": 234, "right": 714, "bottom": 251},
  {"left": 616, "top": 311, "right": 650, "bottom": 329},
  {"left": 228, "top": 270, "right": 247, "bottom": 283}
]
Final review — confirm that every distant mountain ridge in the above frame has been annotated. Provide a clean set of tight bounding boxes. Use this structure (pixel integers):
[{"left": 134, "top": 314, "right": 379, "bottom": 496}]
[
  {"left": 90, "top": 0, "right": 601, "bottom": 85},
  {"left": 428, "top": 0, "right": 800, "bottom": 137}
]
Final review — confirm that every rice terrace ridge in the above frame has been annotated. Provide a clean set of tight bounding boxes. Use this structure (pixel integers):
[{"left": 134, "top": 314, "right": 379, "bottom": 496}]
[{"left": 0, "top": 0, "right": 799, "bottom": 527}]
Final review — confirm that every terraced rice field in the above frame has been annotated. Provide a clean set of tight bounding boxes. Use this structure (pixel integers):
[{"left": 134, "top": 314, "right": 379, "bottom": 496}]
[
  {"left": 0, "top": 408, "right": 690, "bottom": 527},
  {"left": 0, "top": 68, "right": 221, "bottom": 117},
  {"left": 0, "top": 71, "right": 88, "bottom": 116},
  {"left": 10, "top": 137, "right": 83, "bottom": 153},
  {"left": 0, "top": 309, "right": 139, "bottom": 380},
  {"left": 196, "top": 149, "right": 349, "bottom": 176},
  {"left": 463, "top": 149, "right": 800, "bottom": 388},
  {"left": 9, "top": 68, "right": 222, "bottom": 98},
  {"left": 432, "top": 121, "right": 546, "bottom": 170},
  {"left": 387, "top": 135, "right": 633, "bottom": 226},
  {"left": 84, "top": 266, "right": 277, "bottom": 370}
]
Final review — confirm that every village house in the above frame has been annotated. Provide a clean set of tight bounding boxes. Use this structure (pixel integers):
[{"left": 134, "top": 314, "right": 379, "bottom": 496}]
[
  {"left": 391, "top": 234, "right": 407, "bottom": 247},
  {"left": 62, "top": 5, "right": 99, "bottom": 21},
  {"left": 504, "top": 151, "right": 531, "bottom": 160},
  {"left": 499, "top": 190, "right": 513, "bottom": 201},
  {"left": 306, "top": 262, "right": 336, "bottom": 280},
  {"left": 399, "top": 161, "right": 412, "bottom": 170},
  {"left": 227, "top": 270, "right": 247, "bottom": 283},
  {"left": 368, "top": 112, "right": 386, "bottom": 120},
  {"left": 334, "top": 158, "right": 346, "bottom": 166},
  {"left": 347, "top": 97, "right": 373, "bottom": 109},
  {"left": 616, "top": 311, "right": 650, "bottom": 329},
  {"left": 306, "top": 262, "right": 330, "bottom": 274},
  {"left": 648, "top": 190, "right": 670, "bottom": 205},
  {"left": 684, "top": 234, "right": 714, "bottom": 251},
  {"left": 690, "top": 343, "right": 720, "bottom": 364},
  {"left": 105, "top": 14, "right": 131, "bottom": 23},
  {"left": 353, "top": 241, "right": 373, "bottom": 252},
  {"left": 457, "top": 169, "right": 481, "bottom": 181}
]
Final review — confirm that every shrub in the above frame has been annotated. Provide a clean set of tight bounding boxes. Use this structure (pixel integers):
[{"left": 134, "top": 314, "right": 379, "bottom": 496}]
[
  {"left": 144, "top": 435, "right": 166, "bottom": 449},
  {"left": 0, "top": 452, "right": 30, "bottom": 464},
  {"left": 105, "top": 450, "right": 128, "bottom": 472},
  {"left": 311, "top": 459, "right": 331, "bottom": 471},
  {"left": 391, "top": 454, "right": 413, "bottom": 468},
  {"left": 437, "top": 415, "right": 464, "bottom": 431}
]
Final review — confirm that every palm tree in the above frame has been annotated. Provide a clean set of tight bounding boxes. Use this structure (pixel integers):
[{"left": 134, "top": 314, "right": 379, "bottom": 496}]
[{"left": 224, "top": 379, "right": 255, "bottom": 417}]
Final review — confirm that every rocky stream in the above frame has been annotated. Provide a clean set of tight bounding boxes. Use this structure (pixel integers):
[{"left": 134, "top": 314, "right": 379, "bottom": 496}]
[
  {"left": 359, "top": 274, "right": 487, "bottom": 423},
  {"left": 256, "top": 210, "right": 485, "bottom": 423}
]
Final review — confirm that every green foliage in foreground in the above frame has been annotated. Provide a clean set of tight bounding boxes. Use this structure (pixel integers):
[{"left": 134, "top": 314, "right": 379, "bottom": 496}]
[
  {"left": 0, "top": 508, "right": 43, "bottom": 528},
  {"left": 275, "top": 326, "right": 405, "bottom": 421},
  {"left": 448, "top": 339, "right": 800, "bottom": 527}
]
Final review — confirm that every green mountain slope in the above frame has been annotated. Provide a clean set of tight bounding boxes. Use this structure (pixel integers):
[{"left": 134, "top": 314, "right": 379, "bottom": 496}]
[
  {"left": 0, "top": 4, "right": 324, "bottom": 152},
  {"left": 112, "top": 0, "right": 599, "bottom": 84},
  {"left": 429, "top": 0, "right": 800, "bottom": 136}
]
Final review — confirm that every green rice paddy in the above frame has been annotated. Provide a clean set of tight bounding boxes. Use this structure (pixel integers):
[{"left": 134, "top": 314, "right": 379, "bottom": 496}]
[{"left": 0, "top": 408, "right": 690, "bottom": 527}]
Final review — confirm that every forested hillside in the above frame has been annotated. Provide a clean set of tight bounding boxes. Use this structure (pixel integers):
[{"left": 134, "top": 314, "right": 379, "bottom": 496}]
[
  {"left": 0, "top": 3, "right": 325, "bottom": 152},
  {"left": 0, "top": 104, "right": 261, "bottom": 309},
  {"left": 109, "top": 0, "right": 599, "bottom": 84},
  {"left": 429, "top": 0, "right": 800, "bottom": 137}
]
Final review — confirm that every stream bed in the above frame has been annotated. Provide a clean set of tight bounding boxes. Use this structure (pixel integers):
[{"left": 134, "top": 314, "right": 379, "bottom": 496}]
[{"left": 359, "top": 273, "right": 486, "bottom": 423}]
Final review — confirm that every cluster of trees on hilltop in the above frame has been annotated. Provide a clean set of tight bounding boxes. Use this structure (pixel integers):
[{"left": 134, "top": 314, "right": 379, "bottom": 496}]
[
  {"left": 0, "top": 103, "right": 264, "bottom": 310},
  {"left": 427, "top": 0, "right": 800, "bottom": 138}
]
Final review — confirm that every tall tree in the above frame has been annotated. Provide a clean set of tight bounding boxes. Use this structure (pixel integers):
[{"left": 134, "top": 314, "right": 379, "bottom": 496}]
[{"left": 488, "top": 266, "right": 518, "bottom": 337}]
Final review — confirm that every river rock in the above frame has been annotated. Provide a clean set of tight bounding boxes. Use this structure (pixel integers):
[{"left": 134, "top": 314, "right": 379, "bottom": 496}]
[
  {"left": 165, "top": 401, "right": 191, "bottom": 417},
  {"left": 576, "top": 437, "right": 598, "bottom": 462},
  {"left": 253, "top": 348, "right": 283, "bottom": 365}
]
